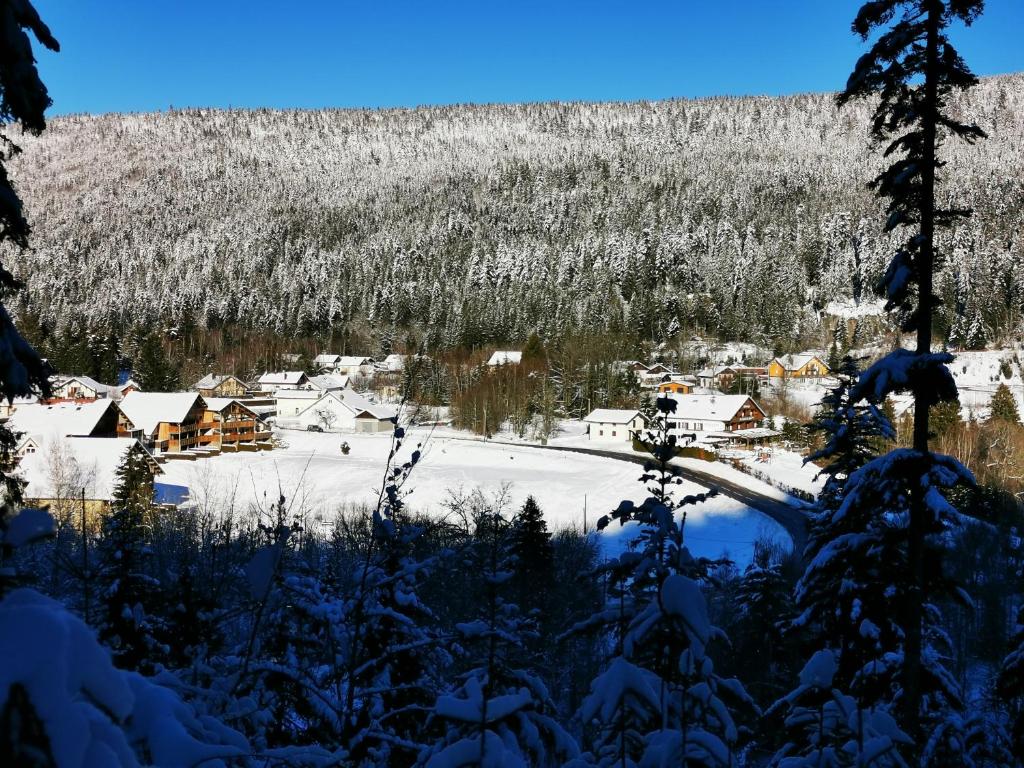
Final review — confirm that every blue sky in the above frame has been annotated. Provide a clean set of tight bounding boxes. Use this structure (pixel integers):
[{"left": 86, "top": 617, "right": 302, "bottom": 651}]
[{"left": 34, "top": 0, "right": 1024, "bottom": 115}]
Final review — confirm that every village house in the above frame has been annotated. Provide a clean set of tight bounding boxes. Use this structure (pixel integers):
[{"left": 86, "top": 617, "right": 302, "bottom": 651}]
[
  {"left": 657, "top": 376, "right": 696, "bottom": 395},
  {"left": 487, "top": 351, "right": 523, "bottom": 367},
  {"left": 335, "top": 356, "right": 376, "bottom": 377},
  {"left": 118, "top": 392, "right": 210, "bottom": 456},
  {"left": 274, "top": 389, "right": 323, "bottom": 420},
  {"left": 665, "top": 393, "right": 767, "bottom": 435},
  {"left": 280, "top": 389, "right": 398, "bottom": 433},
  {"left": 313, "top": 353, "right": 343, "bottom": 371},
  {"left": 194, "top": 373, "right": 249, "bottom": 398},
  {"left": 582, "top": 408, "right": 647, "bottom": 443},
  {"left": 257, "top": 371, "right": 310, "bottom": 392},
  {"left": 638, "top": 363, "right": 675, "bottom": 389},
  {"left": 8, "top": 400, "right": 141, "bottom": 458},
  {"left": 767, "top": 354, "right": 830, "bottom": 382},
  {"left": 696, "top": 366, "right": 767, "bottom": 391},
  {"left": 49, "top": 375, "right": 115, "bottom": 402},
  {"left": 305, "top": 373, "right": 350, "bottom": 392},
  {"left": 18, "top": 436, "right": 162, "bottom": 526},
  {"left": 201, "top": 398, "right": 273, "bottom": 452},
  {"left": 379, "top": 353, "right": 406, "bottom": 373}
]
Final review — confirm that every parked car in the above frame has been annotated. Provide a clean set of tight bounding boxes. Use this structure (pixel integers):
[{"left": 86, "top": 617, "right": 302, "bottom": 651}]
[{"left": 306, "top": 424, "right": 323, "bottom": 432}]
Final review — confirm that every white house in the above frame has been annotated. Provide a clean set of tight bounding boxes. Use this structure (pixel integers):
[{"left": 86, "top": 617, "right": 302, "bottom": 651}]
[
  {"left": 665, "top": 394, "right": 767, "bottom": 434},
  {"left": 335, "top": 356, "right": 376, "bottom": 377},
  {"left": 487, "top": 351, "right": 522, "bottom": 367},
  {"left": 380, "top": 354, "right": 406, "bottom": 372},
  {"left": 274, "top": 389, "right": 322, "bottom": 419},
  {"left": 50, "top": 375, "right": 115, "bottom": 401},
  {"left": 280, "top": 389, "right": 397, "bottom": 433},
  {"left": 582, "top": 409, "right": 646, "bottom": 443},
  {"left": 257, "top": 371, "right": 310, "bottom": 392},
  {"left": 313, "top": 353, "right": 342, "bottom": 371},
  {"left": 305, "top": 373, "right": 350, "bottom": 392}
]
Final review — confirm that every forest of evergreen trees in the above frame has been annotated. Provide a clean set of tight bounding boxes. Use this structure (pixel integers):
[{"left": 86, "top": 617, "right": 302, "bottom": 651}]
[{"left": 3, "top": 71, "right": 1024, "bottom": 353}]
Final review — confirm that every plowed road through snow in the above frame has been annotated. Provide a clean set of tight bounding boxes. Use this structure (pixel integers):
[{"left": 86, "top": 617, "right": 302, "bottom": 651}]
[{"left": 450, "top": 439, "right": 811, "bottom": 557}]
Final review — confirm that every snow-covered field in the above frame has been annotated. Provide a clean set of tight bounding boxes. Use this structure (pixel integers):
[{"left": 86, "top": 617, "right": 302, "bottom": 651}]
[{"left": 159, "top": 428, "right": 789, "bottom": 566}]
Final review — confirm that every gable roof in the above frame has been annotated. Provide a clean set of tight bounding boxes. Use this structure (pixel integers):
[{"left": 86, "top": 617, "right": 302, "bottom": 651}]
[
  {"left": 53, "top": 375, "right": 114, "bottom": 397},
  {"left": 336, "top": 355, "right": 374, "bottom": 367},
  {"left": 203, "top": 398, "right": 260, "bottom": 419},
  {"left": 313, "top": 353, "right": 342, "bottom": 365},
  {"left": 772, "top": 354, "right": 826, "bottom": 372},
  {"left": 583, "top": 408, "right": 644, "bottom": 425},
  {"left": 258, "top": 371, "right": 308, "bottom": 386},
  {"left": 487, "top": 351, "right": 522, "bottom": 366},
  {"left": 119, "top": 392, "right": 206, "bottom": 435},
  {"left": 194, "top": 373, "right": 244, "bottom": 390},
  {"left": 308, "top": 373, "right": 350, "bottom": 391},
  {"left": 296, "top": 389, "right": 397, "bottom": 422},
  {"left": 9, "top": 400, "right": 121, "bottom": 446},
  {"left": 665, "top": 394, "right": 763, "bottom": 423},
  {"left": 18, "top": 437, "right": 161, "bottom": 502}
]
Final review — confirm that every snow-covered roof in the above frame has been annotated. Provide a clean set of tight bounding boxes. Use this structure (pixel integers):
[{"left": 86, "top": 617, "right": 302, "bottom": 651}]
[
  {"left": 53, "top": 375, "right": 114, "bottom": 396},
  {"left": 337, "top": 389, "right": 397, "bottom": 420},
  {"left": 336, "top": 356, "right": 374, "bottom": 366},
  {"left": 308, "top": 374, "right": 349, "bottom": 391},
  {"left": 258, "top": 371, "right": 307, "bottom": 385},
  {"left": 203, "top": 398, "right": 260, "bottom": 419},
  {"left": 665, "top": 394, "right": 762, "bottom": 422},
  {"left": 18, "top": 437, "right": 160, "bottom": 502},
  {"left": 313, "top": 353, "right": 342, "bottom": 365},
  {"left": 487, "top": 351, "right": 522, "bottom": 366},
  {"left": 274, "top": 389, "right": 322, "bottom": 400},
  {"left": 194, "top": 373, "right": 243, "bottom": 390},
  {"left": 295, "top": 389, "right": 397, "bottom": 422},
  {"left": 772, "top": 354, "right": 826, "bottom": 372},
  {"left": 119, "top": 392, "right": 205, "bottom": 435},
  {"left": 583, "top": 408, "right": 643, "bottom": 425},
  {"left": 8, "top": 401, "right": 119, "bottom": 446}
]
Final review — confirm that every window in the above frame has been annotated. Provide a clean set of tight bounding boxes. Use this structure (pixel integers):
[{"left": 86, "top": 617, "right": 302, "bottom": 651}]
[
  {"left": 612, "top": 431, "right": 617, "bottom": 437},
  {"left": 599, "top": 429, "right": 604, "bottom": 436}
]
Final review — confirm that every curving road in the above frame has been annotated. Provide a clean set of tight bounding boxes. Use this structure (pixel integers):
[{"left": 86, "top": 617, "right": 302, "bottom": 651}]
[{"left": 503, "top": 442, "right": 811, "bottom": 557}]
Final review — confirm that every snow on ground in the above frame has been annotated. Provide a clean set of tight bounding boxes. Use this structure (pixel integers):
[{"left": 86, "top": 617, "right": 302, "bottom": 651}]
[
  {"left": 159, "top": 427, "right": 789, "bottom": 566},
  {"left": 823, "top": 298, "right": 886, "bottom": 320},
  {"left": 733, "top": 448, "right": 824, "bottom": 496},
  {"left": 946, "top": 348, "right": 1024, "bottom": 418}
]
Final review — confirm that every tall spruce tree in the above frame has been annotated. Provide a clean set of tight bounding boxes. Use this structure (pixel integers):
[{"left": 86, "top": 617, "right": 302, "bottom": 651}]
[
  {"left": 837, "top": 0, "right": 987, "bottom": 745},
  {"left": 133, "top": 331, "right": 180, "bottom": 391},
  {"left": 97, "top": 448, "right": 165, "bottom": 672}
]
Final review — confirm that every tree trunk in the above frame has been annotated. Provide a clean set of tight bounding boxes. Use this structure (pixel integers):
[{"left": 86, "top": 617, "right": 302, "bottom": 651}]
[{"left": 905, "top": 0, "right": 942, "bottom": 740}]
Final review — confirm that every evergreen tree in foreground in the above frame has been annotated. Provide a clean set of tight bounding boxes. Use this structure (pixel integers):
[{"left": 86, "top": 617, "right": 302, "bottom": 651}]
[
  {"left": 572, "top": 397, "right": 754, "bottom": 766},
  {"left": 97, "top": 448, "right": 165, "bottom": 672},
  {"left": 836, "top": 0, "right": 989, "bottom": 752}
]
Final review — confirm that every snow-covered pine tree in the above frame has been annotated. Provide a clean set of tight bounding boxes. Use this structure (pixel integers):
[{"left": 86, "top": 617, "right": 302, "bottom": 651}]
[
  {"left": 0, "top": 0, "right": 57, "bottom": 583},
  {"left": 836, "top": 0, "right": 992, "bottom": 751},
  {"left": 420, "top": 502, "right": 579, "bottom": 767},
  {"left": 988, "top": 383, "right": 1020, "bottom": 424},
  {"left": 96, "top": 447, "right": 166, "bottom": 673},
  {"left": 572, "top": 396, "right": 754, "bottom": 766},
  {"left": 337, "top": 424, "right": 452, "bottom": 765}
]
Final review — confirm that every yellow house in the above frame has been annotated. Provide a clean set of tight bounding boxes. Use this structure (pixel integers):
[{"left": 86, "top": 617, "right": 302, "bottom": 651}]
[
  {"left": 768, "top": 354, "right": 830, "bottom": 381},
  {"left": 657, "top": 380, "right": 694, "bottom": 395}
]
